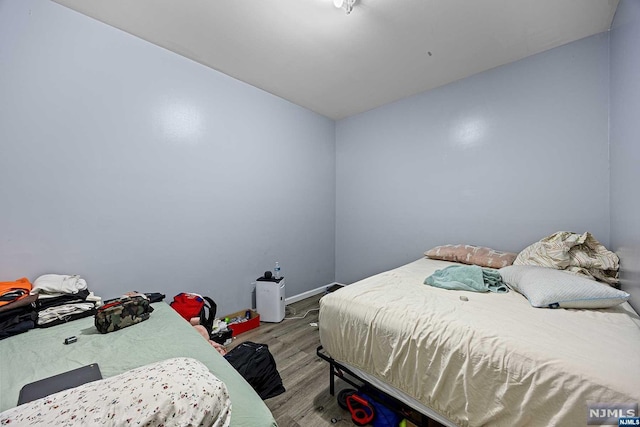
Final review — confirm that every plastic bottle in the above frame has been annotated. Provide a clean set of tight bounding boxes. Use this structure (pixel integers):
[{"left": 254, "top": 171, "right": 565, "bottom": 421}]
[{"left": 274, "top": 262, "right": 281, "bottom": 279}]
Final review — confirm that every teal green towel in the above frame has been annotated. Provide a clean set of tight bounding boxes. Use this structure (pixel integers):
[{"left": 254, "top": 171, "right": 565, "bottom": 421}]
[
  {"left": 481, "top": 268, "right": 507, "bottom": 293},
  {"left": 424, "top": 265, "right": 509, "bottom": 293}
]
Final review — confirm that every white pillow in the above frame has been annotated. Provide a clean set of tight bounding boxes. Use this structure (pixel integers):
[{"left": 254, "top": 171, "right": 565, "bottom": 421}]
[
  {"left": 0, "top": 358, "right": 232, "bottom": 426},
  {"left": 499, "top": 265, "right": 629, "bottom": 309}
]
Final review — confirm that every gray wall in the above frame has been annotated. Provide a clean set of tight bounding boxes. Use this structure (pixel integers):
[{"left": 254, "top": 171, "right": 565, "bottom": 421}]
[
  {"left": 610, "top": 0, "right": 640, "bottom": 310},
  {"left": 0, "top": 0, "right": 336, "bottom": 313},
  {"left": 336, "top": 34, "right": 611, "bottom": 284},
  {"left": 1, "top": 0, "right": 633, "bottom": 311}
]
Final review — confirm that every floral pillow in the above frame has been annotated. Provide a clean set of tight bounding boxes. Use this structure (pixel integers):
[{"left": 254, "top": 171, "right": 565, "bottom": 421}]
[{"left": 425, "top": 244, "right": 517, "bottom": 269}]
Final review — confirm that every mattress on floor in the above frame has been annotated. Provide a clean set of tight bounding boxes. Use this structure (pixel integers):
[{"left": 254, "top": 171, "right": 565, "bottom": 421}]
[
  {"left": 319, "top": 258, "right": 640, "bottom": 427},
  {"left": 0, "top": 302, "right": 277, "bottom": 427}
]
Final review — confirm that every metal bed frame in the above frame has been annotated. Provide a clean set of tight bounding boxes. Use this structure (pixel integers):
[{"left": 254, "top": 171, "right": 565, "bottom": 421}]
[{"left": 317, "top": 345, "right": 433, "bottom": 427}]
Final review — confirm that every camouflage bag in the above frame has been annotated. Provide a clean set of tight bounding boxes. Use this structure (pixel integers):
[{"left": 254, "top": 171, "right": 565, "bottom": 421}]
[{"left": 94, "top": 294, "right": 154, "bottom": 334}]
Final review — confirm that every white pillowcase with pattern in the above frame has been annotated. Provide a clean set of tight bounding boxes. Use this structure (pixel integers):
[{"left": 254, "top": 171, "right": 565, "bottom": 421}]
[
  {"left": 0, "top": 357, "right": 232, "bottom": 427},
  {"left": 499, "top": 265, "right": 630, "bottom": 309}
]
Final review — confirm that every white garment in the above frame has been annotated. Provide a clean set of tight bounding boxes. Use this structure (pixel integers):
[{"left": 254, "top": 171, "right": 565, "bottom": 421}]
[
  {"left": 84, "top": 291, "right": 102, "bottom": 306},
  {"left": 31, "top": 274, "right": 88, "bottom": 296},
  {"left": 37, "top": 302, "right": 96, "bottom": 325}
]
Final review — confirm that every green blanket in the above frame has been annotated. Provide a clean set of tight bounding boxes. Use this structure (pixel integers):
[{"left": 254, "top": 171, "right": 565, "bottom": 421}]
[
  {"left": 0, "top": 303, "right": 277, "bottom": 427},
  {"left": 424, "top": 265, "right": 508, "bottom": 293}
]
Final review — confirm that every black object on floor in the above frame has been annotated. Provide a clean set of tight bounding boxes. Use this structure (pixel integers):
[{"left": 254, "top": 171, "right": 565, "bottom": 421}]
[
  {"left": 224, "top": 341, "right": 285, "bottom": 399},
  {"left": 337, "top": 388, "right": 358, "bottom": 409},
  {"left": 326, "top": 284, "right": 344, "bottom": 293},
  {"left": 210, "top": 328, "right": 233, "bottom": 344}
]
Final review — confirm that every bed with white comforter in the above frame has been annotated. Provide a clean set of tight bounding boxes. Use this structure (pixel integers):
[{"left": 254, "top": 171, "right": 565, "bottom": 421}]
[{"left": 319, "top": 258, "right": 640, "bottom": 427}]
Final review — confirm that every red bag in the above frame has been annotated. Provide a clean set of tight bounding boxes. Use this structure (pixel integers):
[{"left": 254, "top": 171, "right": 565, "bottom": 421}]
[
  {"left": 170, "top": 293, "right": 203, "bottom": 321},
  {"left": 170, "top": 293, "right": 216, "bottom": 333}
]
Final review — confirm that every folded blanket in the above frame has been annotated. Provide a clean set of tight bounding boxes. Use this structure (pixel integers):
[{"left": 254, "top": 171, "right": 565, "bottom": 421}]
[
  {"left": 514, "top": 231, "right": 619, "bottom": 285},
  {"left": 425, "top": 265, "right": 508, "bottom": 293}
]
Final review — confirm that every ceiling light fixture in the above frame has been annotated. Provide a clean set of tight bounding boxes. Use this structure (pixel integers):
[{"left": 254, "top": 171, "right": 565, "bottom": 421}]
[{"left": 333, "top": 0, "right": 355, "bottom": 15}]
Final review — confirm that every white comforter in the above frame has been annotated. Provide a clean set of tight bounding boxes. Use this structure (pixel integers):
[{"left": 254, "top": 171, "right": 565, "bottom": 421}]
[{"left": 319, "top": 258, "right": 640, "bottom": 427}]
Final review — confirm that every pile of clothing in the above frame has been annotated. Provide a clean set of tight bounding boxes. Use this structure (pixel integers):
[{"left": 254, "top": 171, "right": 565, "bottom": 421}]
[
  {"left": 0, "top": 278, "right": 38, "bottom": 339},
  {"left": 31, "top": 274, "right": 102, "bottom": 328},
  {"left": 0, "top": 274, "right": 103, "bottom": 339}
]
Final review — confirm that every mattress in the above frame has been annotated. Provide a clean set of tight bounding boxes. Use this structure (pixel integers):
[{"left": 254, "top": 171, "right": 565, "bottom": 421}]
[
  {"left": 319, "top": 258, "right": 640, "bottom": 427},
  {"left": 0, "top": 302, "right": 277, "bottom": 427}
]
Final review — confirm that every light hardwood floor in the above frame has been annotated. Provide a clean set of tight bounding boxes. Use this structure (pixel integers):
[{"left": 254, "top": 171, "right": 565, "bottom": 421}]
[
  {"left": 226, "top": 293, "right": 442, "bottom": 427},
  {"left": 227, "top": 293, "right": 356, "bottom": 427}
]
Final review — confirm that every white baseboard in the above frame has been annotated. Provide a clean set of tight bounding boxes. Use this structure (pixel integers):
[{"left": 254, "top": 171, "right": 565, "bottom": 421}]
[{"left": 285, "top": 282, "right": 346, "bottom": 305}]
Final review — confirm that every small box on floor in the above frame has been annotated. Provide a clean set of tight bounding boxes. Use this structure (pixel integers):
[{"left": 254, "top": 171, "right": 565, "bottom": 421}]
[{"left": 220, "top": 309, "right": 260, "bottom": 336}]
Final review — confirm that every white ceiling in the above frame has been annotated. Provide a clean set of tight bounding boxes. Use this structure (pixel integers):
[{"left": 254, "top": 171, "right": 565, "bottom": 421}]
[{"left": 51, "top": 0, "right": 618, "bottom": 120}]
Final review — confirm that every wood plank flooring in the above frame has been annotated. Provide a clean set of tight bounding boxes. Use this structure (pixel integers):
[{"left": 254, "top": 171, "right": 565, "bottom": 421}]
[
  {"left": 227, "top": 293, "right": 356, "bottom": 427},
  {"left": 227, "top": 293, "right": 445, "bottom": 427}
]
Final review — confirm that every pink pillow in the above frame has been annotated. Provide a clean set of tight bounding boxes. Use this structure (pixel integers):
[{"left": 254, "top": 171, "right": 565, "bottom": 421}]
[{"left": 425, "top": 244, "right": 517, "bottom": 268}]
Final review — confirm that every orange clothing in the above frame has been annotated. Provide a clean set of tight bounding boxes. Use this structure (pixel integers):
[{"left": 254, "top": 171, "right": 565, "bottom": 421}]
[{"left": 0, "top": 277, "right": 32, "bottom": 307}]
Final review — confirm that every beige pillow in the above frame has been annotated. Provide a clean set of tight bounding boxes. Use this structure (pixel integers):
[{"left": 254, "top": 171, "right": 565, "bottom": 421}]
[{"left": 425, "top": 244, "right": 517, "bottom": 268}]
